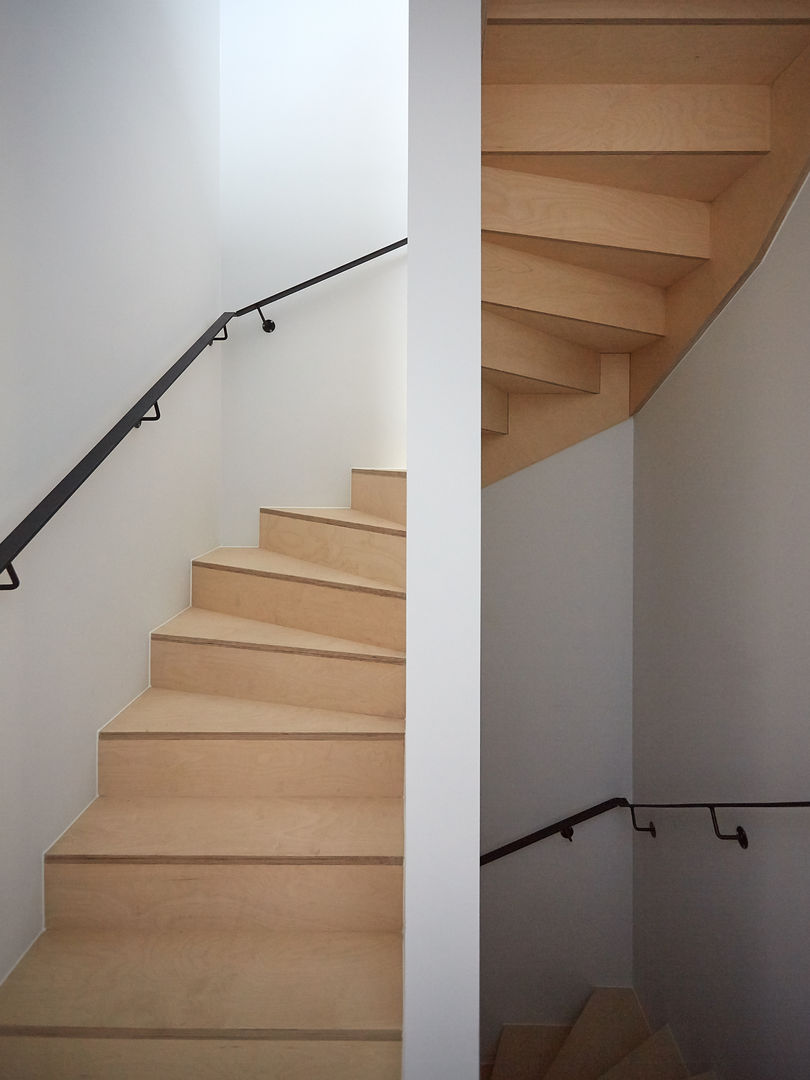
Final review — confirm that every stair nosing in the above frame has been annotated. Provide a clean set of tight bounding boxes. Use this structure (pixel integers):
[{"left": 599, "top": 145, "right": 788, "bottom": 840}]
[
  {"left": 259, "top": 507, "right": 406, "bottom": 537},
  {"left": 100, "top": 730, "right": 404, "bottom": 741},
  {"left": 45, "top": 854, "right": 404, "bottom": 866},
  {"left": 193, "top": 554, "right": 405, "bottom": 599},
  {"left": 0, "top": 1025, "right": 404, "bottom": 1041}
]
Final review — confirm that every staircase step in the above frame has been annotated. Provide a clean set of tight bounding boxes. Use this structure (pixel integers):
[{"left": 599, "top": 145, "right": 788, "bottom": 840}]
[
  {"left": 0, "top": 929, "right": 401, "bottom": 1036},
  {"left": 483, "top": 241, "right": 665, "bottom": 351},
  {"left": 482, "top": 152, "right": 764, "bottom": 203},
  {"left": 46, "top": 795, "right": 402, "bottom": 863},
  {"left": 491, "top": 1024, "right": 570, "bottom": 1080},
  {"left": 599, "top": 1027, "right": 688, "bottom": 1080},
  {"left": 483, "top": 379, "right": 509, "bottom": 435},
  {"left": 45, "top": 861, "right": 402, "bottom": 933},
  {"left": 151, "top": 609, "right": 405, "bottom": 718},
  {"left": 483, "top": 84, "right": 770, "bottom": 154},
  {"left": 259, "top": 506, "right": 405, "bottom": 588},
  {"left": 482, "top": 167, "right": 710, "bottom": 259},
  {"left": 484, "top": 22, "right": 810, "bottom": 86},
  {"left": 192, "top": 547, "right": 404, "bottom": 650},
  {"left": 543, "top": 989, "right": 651, "bottom": 1080},
  {"left": 351, "top": 469, "right": 406, "bottom": 526},
  {"left": 103, "top": 688, "right": 404, "bottom": 737},
  {"left": 483, "top": 309, "right": 599, "bottom": 394},
  {"left": 0, "top": 1036, "right": 401, "bottom": 1080}
]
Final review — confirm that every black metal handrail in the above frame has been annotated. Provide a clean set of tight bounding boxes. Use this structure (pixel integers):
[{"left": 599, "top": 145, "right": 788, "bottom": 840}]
[
  {"left": 480, "top": 797, "right": 810, "bottom": 864},
  {"left": 0, "top": 239, "right": 407, "bottom": 591}
]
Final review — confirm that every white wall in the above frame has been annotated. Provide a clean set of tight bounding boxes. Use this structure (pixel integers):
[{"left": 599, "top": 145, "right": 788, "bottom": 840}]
[
  {"left": 219, "top": 0, "right": 408, "bottom": 543},
  {"left": 480, "top": 422, "right": 635, "bottom": 1060},
  {"left": 405, "top": 0, "right": 481, "bottom": 1077},
  {"left": 0, "top": 0, "right": 221, "bottom": 980},
  {"left": 634, "top": 178, "right": 810, "bottom": 1079}
]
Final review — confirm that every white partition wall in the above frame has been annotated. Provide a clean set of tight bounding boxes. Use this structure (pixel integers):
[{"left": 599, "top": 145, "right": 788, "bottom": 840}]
[{"left": 405, "top": 1, "right": 482, "bottom": 1077}]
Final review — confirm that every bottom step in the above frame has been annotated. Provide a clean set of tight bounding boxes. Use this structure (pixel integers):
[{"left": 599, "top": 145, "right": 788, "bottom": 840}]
[{"left": 0, "top": 1037, "right": 401, "bottom": 1080}]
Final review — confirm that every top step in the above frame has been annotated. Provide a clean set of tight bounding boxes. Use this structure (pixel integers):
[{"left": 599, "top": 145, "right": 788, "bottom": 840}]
[{"left": 351, "top": 470, "right": 406, "bottom": 526}]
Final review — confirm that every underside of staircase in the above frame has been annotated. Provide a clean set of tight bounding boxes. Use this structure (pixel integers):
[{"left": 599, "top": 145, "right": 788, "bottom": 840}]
[
  {"left": 481, "top": 0, "right": 810, "bottom": 484},
  {"left": 0, "top": 469, "right": 406, "bottom": 1079},
  {"left": 485, "top": 988, "right": 717, "bottom": 1080}
]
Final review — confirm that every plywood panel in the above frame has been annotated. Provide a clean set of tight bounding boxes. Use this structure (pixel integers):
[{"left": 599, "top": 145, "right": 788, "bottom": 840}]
[
  {"left": 483, "top": 308, "right": 600, "bottom": 391},
  {"left": 46, "top": 863, "right": 403, "bottom": 933},
  {"left": 0, "top": 1038, "right": 402, "bottom": 1080},
  {"left": 483, "top": 242, "right": 666, "bottom": 335},
  {"left": 259, "top": 508, "right": 406, "bottom": 588},
  {"left": 482, "top": 354, "right": 630, "bottom": 485},
  {"left": 98, "top": 736, "right": 403, "bottom": 798},
  {"left": 0, "top": 929, "right": 402, "bottom": 1034},
  {"left": 484, "top": 24, "right": 810, "bottom": 84},
  {"left": 491, "top": 1024, "right": 571, "bottom": 1080},
  {"left": 487, "top": 0, "right": 810, "bottom": 21},
  {"left": 630, "top": 43, "right": 810, "bottom": 409},
  {"left": 482, "top": 168, "right": 710, "bottom": 257},
  {"left": 600, "top": 1027, "right": 688, "bottom": 1080},
  {"left": 484, "top": 303, "right": 659, "bottom": 352},
  {"left": 483, "top": 153, "right": 764, "bottom": 202},
  {"left": 351, "top": 470, "right": 406, "bottom": 525},
  {"left": 482, "top": 379, "right": 509, "bottom": 434},
  {"left": 192, "top": 561, "right": 405, "bottom": 651},
  {"left": 46, "top": 796, "right": 403, "bottom": 861},
  {"left": 543, "top": 989, "right": 650, "bottom": 1080},
  {"left": 483, "top": 84, "right": 770, "bottom": 153}
]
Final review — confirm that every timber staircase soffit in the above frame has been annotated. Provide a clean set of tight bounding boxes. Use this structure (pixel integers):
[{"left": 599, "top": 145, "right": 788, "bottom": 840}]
[{"left": 481, "top": 0, "right": 810, "bottom": 485}]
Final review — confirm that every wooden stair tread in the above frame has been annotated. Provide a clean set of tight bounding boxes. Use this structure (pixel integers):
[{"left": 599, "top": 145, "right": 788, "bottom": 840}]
[
  {"left": 599, "top": 1027, "right": 688, "bottom": 1080},
  {"left": 484, "top": 302, "right": 660, "bottom": 353},
  {"left": 482, "top": 308, "right": 600, "bottom": 393},
  {"left": 0, "top": 929, "right": 402, "bottom": 1035},
  {"left": 46, "top": 796, "right": 403, "bottom": 862},
  {"left": 260, "top": 506, "right": 405, "bottom": 537},
  {"left": 102, "top": 689, "right": 404, "bottom": 737},
  {"left": 491, "top": 1024, "right": 570, "bottom": 1080},
  {"left": 153, "top": 608, "right": 405, "bottom": 663},
  {"left": 543, "top": 988, "right": 651, "bottom": 1080},
  {"left": 193, "top": 547, "right": 404, "bottom": 597},
  {"left": 487, "top": 1, "right": 810, "bottom": 19}
]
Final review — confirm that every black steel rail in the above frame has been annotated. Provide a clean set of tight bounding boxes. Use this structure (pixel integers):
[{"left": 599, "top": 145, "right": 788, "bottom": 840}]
[
  {"left": 480, "top": 797, "right": 810, "bottom": 864},
  {"left": 0, "top": 239, "right": 407, "bottom": 591}
]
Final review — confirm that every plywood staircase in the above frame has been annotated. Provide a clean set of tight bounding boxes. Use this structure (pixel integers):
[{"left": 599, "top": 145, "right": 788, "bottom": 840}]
[
  {"left": 0, "top": 469, "right": 406, "bottom": 1079},
  {"left": 486, "top": 988, "right": 717, "bottom": 1080},
  {"left": 481, "top": 1, "right": 810, "bottom": 484}
]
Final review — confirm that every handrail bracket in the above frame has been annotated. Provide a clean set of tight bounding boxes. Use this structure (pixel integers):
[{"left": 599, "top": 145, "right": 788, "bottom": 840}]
[{"left": 0, "top": 562, "right": 20, "bottom": 591}]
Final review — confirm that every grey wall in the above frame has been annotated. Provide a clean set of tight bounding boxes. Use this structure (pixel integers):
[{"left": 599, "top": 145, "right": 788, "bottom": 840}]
[
  {"left": 0, "top": 0, "right": 221, "bottom": 980},
  {"left": 481, "top": 421, "right": 634, "bottom": 1061},
  {"left": 634, "top": 178, "right": 810, "bottom": 1079}
]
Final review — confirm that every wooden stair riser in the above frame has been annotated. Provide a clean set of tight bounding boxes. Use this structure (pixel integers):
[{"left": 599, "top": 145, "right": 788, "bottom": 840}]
[
  {"left": 482, "top": 309, "right": 600, "bottom": 393},
  {"left": 0, "top": 930, "right": 402, "bottom": 1034},
  {"left": 0, "top": 1038, "right": 402, "bottom": 1080},
  {"left": 482, "top": 380, "right": 509, "bottom": 434},
  {"left": 483, "top": 23, "right": 810, "bottom": 85},
  {"left": 482, "top": 242, "right": 666, "bottom": 340},
  {"left": 98, "top": 736, "right": 403, "bottom": 798},
  {"left": 488, "top": 1, "right": 810, "bottom": 19},
  {"left": 260, "top": 510, "right": 406, "bottom": 588},
  {"left": 45, "top": 863, "right": 403, "bottom": 933},
  {"left": 483, "top": 84, "right": 771, "bottom": 154},
  {"left": 599, "top": 1026, "right": 688, "bottom": 1080},
  {"left": 151, "top": 639, "right": 405, "bottom": 719},
  {"left": 491, "top": 1024, "right": 571, "bottom": 1080},
  {"left": 482, "top": 167, "right": 710, "bottom": 259},
  {"left": 191, "top": 564, "right": 405, "bottom": 651},
  {"left": 543, "top": 989, "right": 651, "bottom": 1080},
  {"left": 351, "top": 470, "right": 406, "bottom": 526}
]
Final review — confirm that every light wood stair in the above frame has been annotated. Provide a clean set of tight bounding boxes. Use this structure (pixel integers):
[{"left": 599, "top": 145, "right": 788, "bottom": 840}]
[
  {"left": 0, "top": 468, "right": 406, "bottom": 1078},
  {"left": 486, "top": 988, "right": 717, "bottom": 1080},
  {"left": 481, "top": 1, "right": 810, "bottom": 484}
]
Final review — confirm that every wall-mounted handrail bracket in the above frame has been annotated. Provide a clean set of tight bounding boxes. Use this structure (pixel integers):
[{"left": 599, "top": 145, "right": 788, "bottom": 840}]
[
  {"left": 709, "top": 806, "right": 748, "bottom": 849},
  {"left": 134, "top": 401, "right": 161, "bottom": 429},
  {"left": 256, "top": 306, "right": 276, "bottom": 334},
  {"left": 560, "top": 825, "right": 574, "bottom": 842},
  {"left": 0, "top": 562, "right": 20, "bottom": 591},
  {"left": 630, "top": 805, "right": 656, "bottom": 838},
  {"left": 208, "top": 325, "right": 229, "bottom": 345}
]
